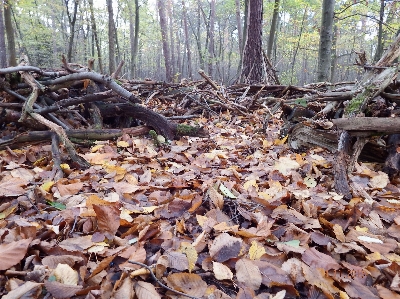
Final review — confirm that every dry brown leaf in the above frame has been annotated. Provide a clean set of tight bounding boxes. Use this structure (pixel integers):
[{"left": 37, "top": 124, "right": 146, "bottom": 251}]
[
  {"left": 376, "top": 284, "right": 400, "bottom": 299},
  {"left": 165, "top": 251, "right": 189, "bottom": 271},
  {"left": 112, "top": 277, "right": 135, "bottom": 299},
  {"left": 134, "top": 281, "right": 161, "bottom": 299},
  {"left": 235, "top": 259, "right": 262, "bottom": 291},
  {"left": 166, "top": 272, "right": 207, "bottom": 297},
  {"left": 209, "top": 232, "right": 242, "bottom": 262},
  {"left": 41, "top": 255, "right": 84, "bottom": 269},
  {"left": 0, "top": 238, "right": 32, "bottom": 270},
  {"left": 56, "top": 181, "right": 83, "bottom": 197},
  {"left": 208, "top": 185, "right": 224, "bottom": 209},
  {"left": 0, "top": 176, "right": 27, "bottom": 197},
  {"left": 213, "top": 262, "right": 233, "bottom": 280},
  {"left": 2, "top": 281, "right": 42, "bottom": 299},
  {"left": 44, "top": 281, "right": 83, "bottom": 299},
  {"left": 301, "top": 247, "right": 341, "bottom": 271},
  {"left": 93, "top": 203, "right": 121, "bottom": 238}
]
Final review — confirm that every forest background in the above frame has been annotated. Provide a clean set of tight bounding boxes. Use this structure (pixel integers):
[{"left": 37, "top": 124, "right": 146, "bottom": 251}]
[{"left": 0, "top": 0, "right": 399, "bottom": 86}]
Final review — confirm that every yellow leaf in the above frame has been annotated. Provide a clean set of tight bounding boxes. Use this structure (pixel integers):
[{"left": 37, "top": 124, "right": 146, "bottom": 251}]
[
  {"left": 60, "top": 164, "right": 70, "bottom": 170},
  {"left": 0, "top": 205, "right": 17, "bottom": 219},
  {"left": 91, "top": 144, "right": 104, "bottom": 152},
  {"left": 117, "top": 141, "right": 130, "bottom": 148},
  {"left": 249, "top": 241, "right": 266, "bottom": 260},
  {"left": 179, "top": 242, "right": 198, "bottom": 273},
  {"left": 274, "top": 135, "right": 288, "bottom": 145},
  {"left": 243, "top": 179, "right": 258, "bottom": 191},
  {"left": 41, "top": 181, "right": 55, "bottom": 192}
]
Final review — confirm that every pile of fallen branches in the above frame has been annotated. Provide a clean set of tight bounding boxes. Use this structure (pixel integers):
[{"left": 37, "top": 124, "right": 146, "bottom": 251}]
[{"left": 1, "top": 32, "right": 400, "bottom": 200}]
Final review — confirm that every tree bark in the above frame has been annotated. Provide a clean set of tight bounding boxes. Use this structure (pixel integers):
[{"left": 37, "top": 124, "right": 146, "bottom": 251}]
[
  {"left": 317, "top": 0, "right": 335, "bottom": 82},
  {"left": 167, "top": 0, "right": 176, "bottom": 79},
  {"left": 106, "top": 0, "right": 116, "bottom": 74},
  {"left": 65, "top": 0, "right": 79, "bottom": 63},
  {"left": 267, "top": 0, "right": 280, "bottom": 59},
  {"left": 88, "top": 0, "right": 103, "bottom": 73},
  {"left": 182, "top": 0, "right": 192, "bottom": 79},
  {"left": 4, "top": 0, "right": 16, "bottom": 66},
  {"left": 157, "top": 0, "right": 172, "bottom": 82},
  {"left": 0, "top": 1, "right": 7, "bottom": 68},
  {"left": 235, "top": 0, "right": 243, "bottom": 59},
  {"left": 240, "top": 0, "right": 263, "bottom": 83},
  {"left": 127, "top": 0, "right": 139, "bottom": 78},
  {"left": 374, "top": 0, "right": 385, "bottom": 62},
  {"left": 208, "top": 0, "right": 216, "bottom": 77}
]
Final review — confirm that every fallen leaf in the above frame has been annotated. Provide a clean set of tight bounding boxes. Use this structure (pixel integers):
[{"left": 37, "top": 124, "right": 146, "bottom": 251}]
[{"left": 0, "top": 238, "right": 32, "bottom": 270}]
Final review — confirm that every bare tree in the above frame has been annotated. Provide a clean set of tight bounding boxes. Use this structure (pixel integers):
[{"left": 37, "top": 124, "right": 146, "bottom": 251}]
[
  {"left": 128, "top": 0, "right": 139, "bottom": 78},
  {"left": 267, "top": 0, "right": 280, "bottom": 59},
  {"left": 182, "top": 0, "right": 192, "bottom": 79},
  {"left": 240, "top": 0, "right": 263, "bottom": 83},
  {"left": 64, "top": 0, "right": 79, "bottom": 63},
  {"left": 317, "top": 0, "right": 335, "bottom": 81},
  {"left": 0, "top": 1, "right": 7, "bottom": 67},
  {"left": 88, "top": 0, "right": 103, "bottom": 73},
  {"left": 157, "top": 0, "right": 172, "bottom": 82},
  {"left": 4, "top": 0, "right": 16, "bottom": 66},
  {"left": 208, "top": 0, "right": 215, "bottom": 77},
  {"left": 106, "top": 0, "right": 116, "bottom": 74}
]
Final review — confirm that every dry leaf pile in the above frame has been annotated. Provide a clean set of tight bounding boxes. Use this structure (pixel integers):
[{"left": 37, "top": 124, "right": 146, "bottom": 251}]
[{"left": 1, "top": 106, "right": 400, "bottom": 299}]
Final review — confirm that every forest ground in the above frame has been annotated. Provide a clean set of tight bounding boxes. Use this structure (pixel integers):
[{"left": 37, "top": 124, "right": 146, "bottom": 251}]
[{"left": 1, "top": 103, "right": 400, "bottom": 299}]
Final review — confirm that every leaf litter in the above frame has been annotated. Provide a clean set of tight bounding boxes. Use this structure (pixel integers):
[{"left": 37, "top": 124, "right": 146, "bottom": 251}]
[{"left": 1, "top": 110, "right": 400, "bottom": 299}]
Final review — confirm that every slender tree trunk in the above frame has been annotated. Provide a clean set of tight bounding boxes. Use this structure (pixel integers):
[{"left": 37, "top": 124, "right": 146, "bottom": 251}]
[
  {"left": 330, "top": 24, "right": 338, "bottom": 83},
  {"left": 208, "top": 0, "right": 215, "bottom": 77},
  {"left": 235, "top": 0, "right": 243, "bottom": 58},
  {"left": 106, "top": 0, "right": 116, "bottom": 74},
  {"left": 290, "top": 7, "right": 307, "bottom": 84},
  {"left": 167, "top": 0, "right": 176, "bottom": 79},
  {"left": 65, "top": 0, "right": 79, "bottom": 63},
  {"left": 0, "top": 2, "right": 7, "bottom": 67},
  {"left": 267, "top": 0, "right": 280, "bottom": 59},
  {"left": 157, "top": 0, "right": 172, "bottom": 82},
  {"left": 182, "top": 0, "right": 192, "bottom": 79},
  {"left": 240, "top": 0, "right": 263, "bottom": 83},
  {"left": 317, "top": 0, "right": 335, "bottom": 82},
  {"left": 237, "top": 0, "right": 248, "bottom": 77},
  {"left": 88, "top": 0, "right": 103, "bottom": 73},
  {"left": 374, "top": 0, "right": 385, "bottom": 61},
  {"left": 128, "top": 0, "right": 139, "bottom": 78},
  {"left": 4, "top": 0, "right": 16, "bottom": 66}
]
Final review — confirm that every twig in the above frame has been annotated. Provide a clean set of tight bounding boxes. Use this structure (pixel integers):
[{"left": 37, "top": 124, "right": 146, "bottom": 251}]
[{"left": 128, "top": 261, "right": 201, "bottom": 299}]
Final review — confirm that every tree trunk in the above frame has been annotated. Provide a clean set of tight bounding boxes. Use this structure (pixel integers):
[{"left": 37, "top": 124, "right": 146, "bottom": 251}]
[
  {"left": 0, "top": 2, "right": 7, "bottom": 68},
  {"left": 127, "top": 0, "right": 139, "bottom": 78},
  {"left": 157, "top": 0, "right": 172, "bottom": 82},
  {"left": 317, "top": 0, "right": 335, "bottom": 82},
  {"left": 106, "top": 0, "right": 116, "bottom": 74},
  {"left": 240, "top": 0, "right": 263, "bottom": 83},
  {"left": 65, "top": 0, "right": 79, "bottom": 63},
  {"left": 208, "top": 0, "right": 215, "bottom": 77},
  {"left": 4, "top": 0, "right": 16, "bottom": 66},
  {"left": 267, "top": 0, "right": 280, "bottom": 59},
  {"left": 182, "top": 0, "right": 192, "bottom": 79},
  {"left": 88, "top": 0, "right": 103, "bottom": 73},
  {"left": 330, "top": 24, "right": 338, "bottom": 83},
  {"left": 290, "top": 7, "right": 307, "bottom": 85},
  {"left": 374, "top": 0, "right": 385, "bottom": 61},
  {"left": 235, "top": 0, "right": 243, "bottom": 59},
  {"left": 167, "top": 0, "right": 176, "bottom": 79}
]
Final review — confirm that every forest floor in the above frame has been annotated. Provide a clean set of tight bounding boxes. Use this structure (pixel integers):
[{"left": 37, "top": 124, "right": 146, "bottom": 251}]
[{"left": 1, "top": 102, "right": 400, "bottom": 299}]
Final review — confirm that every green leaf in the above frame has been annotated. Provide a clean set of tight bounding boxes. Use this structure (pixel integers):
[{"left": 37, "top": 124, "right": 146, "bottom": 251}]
[
  {"left": 219, "top": 183, "right": 237, "bottom": 199},
  {"left": 47, "top": 201, "right": 66, "bottom": 210},
  {"left": 294, "top": 98, "right": 307, "bottom": 107},
  {"left": 281, "top": 240, "right": 301, "bottom": 248}
]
